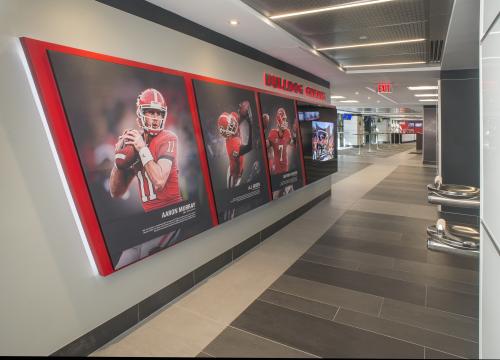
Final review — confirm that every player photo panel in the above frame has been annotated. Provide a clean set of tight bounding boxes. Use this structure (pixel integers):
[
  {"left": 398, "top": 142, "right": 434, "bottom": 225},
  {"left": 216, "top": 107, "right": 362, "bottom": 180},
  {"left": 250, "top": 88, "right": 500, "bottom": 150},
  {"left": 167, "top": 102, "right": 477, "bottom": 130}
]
[
  {"left": 193, "top": 80, "right": 270, "bottom": 223},
  {"left": 259, "top": 93, "right": 305, "bottom": 200},
  {"left": 48, "top": 51, "right": 214, "bottom": 270}
]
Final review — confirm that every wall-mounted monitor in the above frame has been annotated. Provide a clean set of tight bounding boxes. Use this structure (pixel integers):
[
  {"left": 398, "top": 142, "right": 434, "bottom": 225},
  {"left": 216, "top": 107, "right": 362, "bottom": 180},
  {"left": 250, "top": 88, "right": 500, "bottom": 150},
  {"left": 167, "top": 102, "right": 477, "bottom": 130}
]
[{"left": 297, "top": 103, "right": 338, "bottom": 183}]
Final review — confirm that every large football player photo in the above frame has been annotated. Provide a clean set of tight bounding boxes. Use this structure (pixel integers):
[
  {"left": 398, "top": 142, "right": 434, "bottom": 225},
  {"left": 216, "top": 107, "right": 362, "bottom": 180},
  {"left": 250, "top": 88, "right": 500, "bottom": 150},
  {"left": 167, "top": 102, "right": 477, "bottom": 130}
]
[
  {"left": 259, "top": 93, "right": 305, "bottom": 199},
  {"left": 110, "top": 88, "right": 182, "bottom": 211},
  {"left": 48, "top": 51, "right": 214, "bottom": 270},
  {"left": 193, "top": 80, "right": 270, "bottom": 223}
]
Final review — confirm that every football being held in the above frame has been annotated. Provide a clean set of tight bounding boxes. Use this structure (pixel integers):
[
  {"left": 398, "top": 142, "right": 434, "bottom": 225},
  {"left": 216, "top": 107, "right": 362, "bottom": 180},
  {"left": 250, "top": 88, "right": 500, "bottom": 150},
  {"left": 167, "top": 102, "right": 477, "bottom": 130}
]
[
  {"left": 263, "top": 107, "right": 298, "bottom": 175},
  {"left": 109, "top": 88, "right": 183, "bottom": 213},
  {"left": 217, "top": 100, "right": 253, "bottom": 189}
]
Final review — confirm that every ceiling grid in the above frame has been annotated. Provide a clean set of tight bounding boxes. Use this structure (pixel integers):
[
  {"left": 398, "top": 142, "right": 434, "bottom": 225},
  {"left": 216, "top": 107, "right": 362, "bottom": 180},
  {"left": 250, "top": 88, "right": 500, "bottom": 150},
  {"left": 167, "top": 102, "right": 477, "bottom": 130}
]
[{"left": 242, "top": 0, "right": 451, "bottom": 68}]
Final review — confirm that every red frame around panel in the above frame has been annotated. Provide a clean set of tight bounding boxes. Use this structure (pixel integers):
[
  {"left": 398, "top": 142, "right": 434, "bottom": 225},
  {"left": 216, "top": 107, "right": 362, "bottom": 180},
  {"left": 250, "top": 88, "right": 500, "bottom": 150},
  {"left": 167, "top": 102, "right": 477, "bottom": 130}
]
[
  {"left": 254, "top": 92, "right": 273, "bottom": 201},
  {"left": 184, "top": 79, "right": 219, "bottom": 225},
  {"left": 22, "top": 38, "right": 115, "bottom": 275},
  {"left": 21, "top": 37, "right": 331, "bottom": 276},
  {"left": 294, "top": 100, "right": 308, "bottom": 186}
]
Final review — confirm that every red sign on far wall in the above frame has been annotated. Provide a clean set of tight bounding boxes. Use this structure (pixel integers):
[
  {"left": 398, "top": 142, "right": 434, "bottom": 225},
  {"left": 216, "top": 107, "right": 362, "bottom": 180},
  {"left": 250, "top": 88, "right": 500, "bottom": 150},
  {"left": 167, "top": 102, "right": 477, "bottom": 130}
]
[
  {"left": 377, "top": 82, "right": 392, "bottom": 93},
  {"left": 264, "top": 73, "right": 327, "bottom": 101}
]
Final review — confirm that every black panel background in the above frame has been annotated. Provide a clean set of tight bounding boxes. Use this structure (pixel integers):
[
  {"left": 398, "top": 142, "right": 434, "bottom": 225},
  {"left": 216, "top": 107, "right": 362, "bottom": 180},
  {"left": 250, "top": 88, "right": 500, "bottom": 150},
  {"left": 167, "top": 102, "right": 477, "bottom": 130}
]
[{"left": 440, "top": 70, "right": 479, "bottom": 216}]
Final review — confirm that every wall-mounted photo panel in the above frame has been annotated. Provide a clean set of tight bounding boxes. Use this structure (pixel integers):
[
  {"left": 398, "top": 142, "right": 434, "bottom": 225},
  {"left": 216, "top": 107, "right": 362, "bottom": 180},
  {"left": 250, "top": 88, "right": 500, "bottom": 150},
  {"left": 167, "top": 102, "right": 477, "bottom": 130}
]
[
  {"left": 297, "top": 104, "right": 338, "bottom": 183},
  {"left": 193, "top": 80, "right": 271, "bottom": 223},
  {"left": 259, "top": 93, "right": 305, "bottom": 199},
  {"left": 24, "top": 37, "right": 218, "bottom": 275}
]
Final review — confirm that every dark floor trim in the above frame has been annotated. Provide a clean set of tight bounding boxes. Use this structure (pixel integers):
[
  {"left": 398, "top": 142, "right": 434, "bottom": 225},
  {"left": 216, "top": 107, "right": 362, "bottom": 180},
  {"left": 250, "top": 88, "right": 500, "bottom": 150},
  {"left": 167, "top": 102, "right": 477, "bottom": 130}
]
[
  {"left": 95, "top": 0, "right": 329, "bottom": 88},
  {"left": 51, "top": 189, "right": 331, "bottom": 356},
  {"left": 423, "top": 160, "right": 437, "bottom": 165}
]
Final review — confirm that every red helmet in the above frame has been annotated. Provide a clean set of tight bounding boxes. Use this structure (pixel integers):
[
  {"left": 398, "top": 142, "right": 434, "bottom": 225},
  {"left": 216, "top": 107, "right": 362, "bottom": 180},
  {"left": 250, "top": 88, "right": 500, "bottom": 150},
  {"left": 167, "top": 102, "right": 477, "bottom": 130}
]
[
  {"left": 217, "top": 112, "right": 239, "bottom": 138},
  {"left": 136, "top": 88, "right": 167, "bottom": 135},
  {"left": 276, "top": 108, "right": 288, "bottom": 130}
]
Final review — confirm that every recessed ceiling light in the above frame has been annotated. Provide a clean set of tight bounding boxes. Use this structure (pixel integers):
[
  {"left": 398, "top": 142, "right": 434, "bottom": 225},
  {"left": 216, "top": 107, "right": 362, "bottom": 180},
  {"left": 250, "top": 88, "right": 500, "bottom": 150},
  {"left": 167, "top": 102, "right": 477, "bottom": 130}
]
[
  {"left": 355, "top": 91, "right": 359, "bottom": 95},
  {"left": 414, "top": 94, "right": 438, "bottom": 97},
  {"left": 229, "top": 19, "right": 239, "bottom": 26},
  {"left": 330, "top": 95, "right": 345, "bottom": 99},
  {"left": 269, "top": 0, "right": 394, "bottom": 19},
  {"left": 343, "top": 61, "right": 426, "bottom": 68},
  {"left": 368, "top": 96, "right": 371, "bottom": 100},
  {"left": 407, "top": 86, "right": 438, "bottom": 90},
  {"left": 377, "top": 100, "right": 380, "bottom": 103},
  {"left": 359, "top": 35, "right": 368, "bottom": 40},
  {"left": 419, "top": 99, "right": 438, "bottom": 102},
  {"left": 340, "top": 100, "right": 359, "bottom": 103},
  {"left": 317, "top": 38, "right": 425, "bottom": 51}
]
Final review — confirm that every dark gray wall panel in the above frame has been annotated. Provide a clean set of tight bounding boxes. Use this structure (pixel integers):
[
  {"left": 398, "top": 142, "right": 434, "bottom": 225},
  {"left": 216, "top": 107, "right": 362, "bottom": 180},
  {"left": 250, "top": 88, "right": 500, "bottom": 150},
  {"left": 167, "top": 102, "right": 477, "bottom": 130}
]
[
  {"left": 423, "top": 105, "right": 437, "bottom": 165},
  {"left": 440, "top": 73, "right": 479, "bottom": 187}
]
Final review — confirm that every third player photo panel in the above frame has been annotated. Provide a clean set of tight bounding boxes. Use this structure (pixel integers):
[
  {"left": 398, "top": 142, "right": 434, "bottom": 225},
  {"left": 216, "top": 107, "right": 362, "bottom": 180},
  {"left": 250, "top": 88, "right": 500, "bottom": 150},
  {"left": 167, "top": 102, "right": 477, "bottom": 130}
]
[
  {"left": 259, "top": 93, "right": 305, "bottom": 199},
  {"left": 193, "top": 80, "right": 270, "bottom": 223}
]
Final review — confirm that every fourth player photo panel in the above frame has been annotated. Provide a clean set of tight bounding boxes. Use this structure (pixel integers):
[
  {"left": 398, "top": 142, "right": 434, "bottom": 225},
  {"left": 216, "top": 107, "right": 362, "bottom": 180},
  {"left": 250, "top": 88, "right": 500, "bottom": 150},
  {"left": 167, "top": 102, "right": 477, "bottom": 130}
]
[
  {"left": 259, "top": 93, "right": 305, "bottom": 200},
  {"left": 193, "top": 80, "right": 270, "bottom": 223}
]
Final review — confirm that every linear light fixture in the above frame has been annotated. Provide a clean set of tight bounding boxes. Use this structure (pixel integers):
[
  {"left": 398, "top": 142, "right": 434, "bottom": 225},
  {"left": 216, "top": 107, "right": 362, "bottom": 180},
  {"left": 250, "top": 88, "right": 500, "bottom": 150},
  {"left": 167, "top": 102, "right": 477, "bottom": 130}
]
[
  {"left": 269, "top": 0, "right": 394, "bottom": 20},
  {"left": 408, "top": 85, "right": 438, "bottom": 90},
  {"left": 330, "top": 95, "right": 345, "bottom": 99},
  {"left": 419, "top": 99, "right": 438, "bottom": 102},
  {"left": 317, "top": 38, "right": 425, "bottom": 51},
  {"left": 17, "top": 40, "right": 99, "bottom": 275},
  {"left": 414, "top": 94, "right": 438, "bottom": 97},
  {"left": 365, "top": 86, "right": 398, "bottom": 105},
  {"left": 343, "top": 61, "right": 426, "bottom": 68},
  {"left": 339, "top": 100, "right": 359, "bottom": 103}
]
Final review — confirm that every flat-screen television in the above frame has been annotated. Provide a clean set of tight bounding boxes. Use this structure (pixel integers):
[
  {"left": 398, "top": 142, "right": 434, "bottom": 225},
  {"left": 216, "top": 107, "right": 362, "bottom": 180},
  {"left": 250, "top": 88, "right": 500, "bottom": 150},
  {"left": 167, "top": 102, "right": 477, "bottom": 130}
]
[
  {"left": 297, "top": 103, "right": 338, "bottom": 183},
  {"left": 312, "top": 121, "right": 335, "bottom": 161},
  {"left": 298, "top": 111, "right": 320, "bottom": 122}
]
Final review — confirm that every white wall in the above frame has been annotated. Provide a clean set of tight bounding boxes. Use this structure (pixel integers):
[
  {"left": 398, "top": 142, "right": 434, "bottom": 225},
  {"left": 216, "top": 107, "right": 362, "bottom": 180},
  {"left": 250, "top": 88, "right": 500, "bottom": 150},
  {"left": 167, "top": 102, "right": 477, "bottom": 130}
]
[
  {"left": 480, "top": 0, "right": 500, "bottom": 357},
  {"left": 343, "top": 115, "right": 363, "bottom": 146},
  {"left": 0, "top": 0, "right": 331, "bottom": 355}
]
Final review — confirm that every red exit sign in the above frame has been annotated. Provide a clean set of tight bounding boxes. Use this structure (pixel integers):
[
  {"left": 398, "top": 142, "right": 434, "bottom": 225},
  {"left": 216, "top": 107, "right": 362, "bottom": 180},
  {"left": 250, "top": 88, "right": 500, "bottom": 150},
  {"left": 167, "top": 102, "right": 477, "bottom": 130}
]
[{"left": 377, "top": 82, "right": 392, "bottom": 93}]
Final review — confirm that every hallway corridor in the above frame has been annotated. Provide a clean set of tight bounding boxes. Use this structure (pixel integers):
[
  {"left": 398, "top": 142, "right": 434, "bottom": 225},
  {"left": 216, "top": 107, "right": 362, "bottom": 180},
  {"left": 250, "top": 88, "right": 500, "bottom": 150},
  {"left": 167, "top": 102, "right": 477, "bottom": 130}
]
[{"left": 94, "top": 146, "right": 479, "bottom": 358}]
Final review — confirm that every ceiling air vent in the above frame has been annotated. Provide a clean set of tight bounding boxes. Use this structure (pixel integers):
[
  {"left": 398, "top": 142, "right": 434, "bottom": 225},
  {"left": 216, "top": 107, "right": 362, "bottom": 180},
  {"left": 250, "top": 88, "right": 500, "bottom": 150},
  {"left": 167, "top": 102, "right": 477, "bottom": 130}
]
[{"left": 428, "top": 40, "right": 444, "bottom": 63}]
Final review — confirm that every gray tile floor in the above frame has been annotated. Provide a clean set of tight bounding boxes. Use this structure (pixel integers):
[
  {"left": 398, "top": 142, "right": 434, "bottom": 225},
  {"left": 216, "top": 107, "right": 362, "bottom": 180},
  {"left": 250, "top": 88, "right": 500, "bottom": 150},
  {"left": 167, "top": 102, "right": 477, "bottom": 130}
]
[
  {"left": 93, "top": 145, "right": 477, "bottom": 358},
  {"left": 339, "top": 143, "right": 417, "bottom": 159},
  {"left": 200, "top": 151, "right": 479, "bottom": 359}
]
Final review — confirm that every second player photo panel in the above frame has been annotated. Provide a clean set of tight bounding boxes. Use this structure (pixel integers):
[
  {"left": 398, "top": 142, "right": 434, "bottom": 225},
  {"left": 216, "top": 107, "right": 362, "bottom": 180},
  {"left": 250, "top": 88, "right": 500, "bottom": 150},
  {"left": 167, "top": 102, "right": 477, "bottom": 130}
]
[
  {"left": 193, "top": 80, "right": 271, "bottom": 223},
  {"left": 259, "top": 93, "right": 305, "bottom": 199}
]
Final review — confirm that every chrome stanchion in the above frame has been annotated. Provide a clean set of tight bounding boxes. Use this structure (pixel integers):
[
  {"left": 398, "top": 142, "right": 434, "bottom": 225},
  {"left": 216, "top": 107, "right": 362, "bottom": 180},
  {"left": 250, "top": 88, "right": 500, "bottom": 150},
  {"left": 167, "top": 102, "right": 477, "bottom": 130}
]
[
  {"left": 368, "top": 133, "right": 373, "bottom": 152},
  {"left": 358, "top": 133, "right": 361, "bottom": 155}
]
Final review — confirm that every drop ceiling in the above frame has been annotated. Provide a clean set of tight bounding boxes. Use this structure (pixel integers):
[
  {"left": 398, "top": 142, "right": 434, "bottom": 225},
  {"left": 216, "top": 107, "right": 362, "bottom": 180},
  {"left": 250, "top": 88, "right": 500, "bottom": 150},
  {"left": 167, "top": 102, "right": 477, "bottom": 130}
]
[
  {"left": 145, "top": 0, "right": 476, "bottom": 115},
  {"left": 242, "top": 0, "right": 452, "bottom": 68}
]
